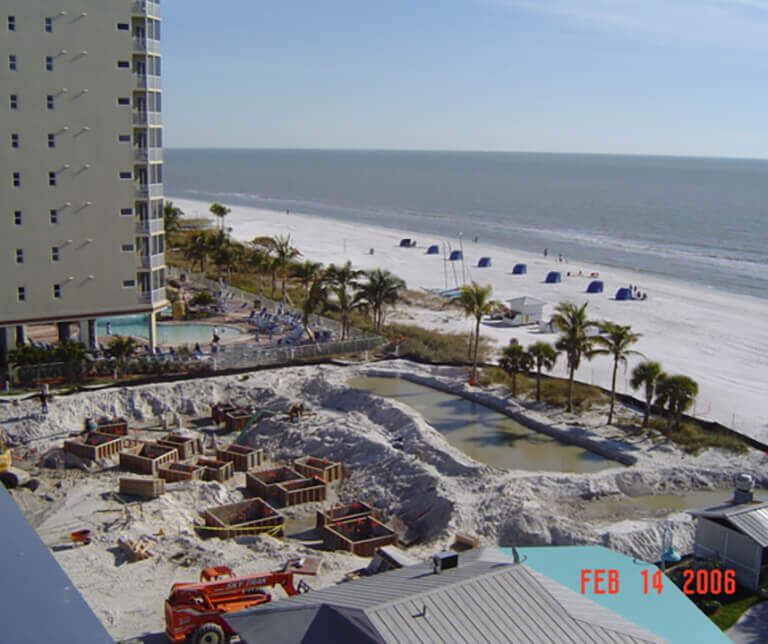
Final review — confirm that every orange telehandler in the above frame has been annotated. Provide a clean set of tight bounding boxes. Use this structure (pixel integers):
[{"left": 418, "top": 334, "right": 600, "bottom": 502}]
[{"left": 164, "top": 566, "right": 310, "bottom": 644}]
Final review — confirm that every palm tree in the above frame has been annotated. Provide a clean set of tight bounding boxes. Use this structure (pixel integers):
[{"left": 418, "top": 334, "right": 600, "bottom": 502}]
[
  {"left": 293, "top": 260, "right": 324, "bottom": 297},
  {"left": 213, "top": 242, "right": 243, "bottom": 278},
  {"left": 355, "top": 269, "right": 406, "bottom": 332},
  {"left": 248, "top": 248, "right": 272, "bottom": 293},
  {"left": 528, "top": 341, "right": 559, "bottom": 403},
  {"left": 163, "top": 200, "right": 183, "bottom": 234},
  {"left": 301, "top": 277, "right": 328, "bottom": 342},
  {"left": 630, "top": 361, "right": 665, "bottom": 428},
  {"left": 271, "top": 234, "right": 301, "bottom": 300},
  {"left": 499, "top": 343, "right": 532, "bottom": 397},
  {"left": 183, "top": 232, "right": 210, "bottom": 273},
  {"left": 552, "top": 302, "right": 596, "bottom": 413},
  {"left": 209, "top": 202, "right": 231, "bottom": 233},
  {"left": 655, "top": 375, "right": 698, "bottom": 430},
  {"left": 106, "top": 336, "right": 137, "bottom": 376},
  {"left": 592, "top": 321, "right": 643, "bottom": 425},
  {"left": 457, "top": 282, "right": 494, "bottom": 381},
  {"left": 327, "top": 261, "right": 364, "bottom": 340}
]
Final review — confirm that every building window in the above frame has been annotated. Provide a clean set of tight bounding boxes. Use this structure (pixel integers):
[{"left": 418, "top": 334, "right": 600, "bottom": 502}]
[
  {"left": 45, "top": 56, "right": 53, "bottom": 71},
  {"left": 51, "top": 247, "right": 60, "bottom": 261},
  {"left": 17, "top": 287, "right": 25, "bottom": 302},
  {"left": 53, "top": 284, "right": 61, "bottom": 299},
  {"left": 117, "top": 22, "right": 129, "bottom": 31},
  {"left": 50, "top": 209, "right": 58, "bottom": 224},
  {"left": 48, "top": 171, "right": 56, "bottom": 186},
  {"left": 11, "top": 133, "right": 19, "bottom": 148},
  {"left": 48, "top": 133, "right": 55, "bottom": 148},
  {"left": 12, "top": 172, "right": 20, "bottom": 187},
  {"left": 45, "top": 17, "right": 52, "bottom": 33},
  {"left": 121, "top": 243, "right": 135, "bottom": 252},
  {"left": 10, "top": 94, "right": 18, "bottom": 109},
  {"left": 118, "top": 134, "right": 130, "bottom": 143},
  {"left": 117, "top": 60, "right": 130, "bottom": 68},
  {"left": 117, "top": 97, "right": 130, "bottom": 105},
  {"left": 122, "top": 279, "right": 136, "bottom": 288},
  {"left": 9, "top": 54, "right": 16, "bottom": 71},
  {"left": 119, "top": 171, "right": 132, "bottom": 179},
  {"left": 47, "top": 94, "right": 54, "bottom": 109},
  {"left": 8, "top": 16, "right": 15, "bottom": 31},
  {"left": 14, "top": 210, "right": 22, "bottom": 225},
  {"left": 15, "top": 249, "right": 23, "bottom": 264},
  {"left": 120, "top": 207, "right": 133, "bottom": 215}
]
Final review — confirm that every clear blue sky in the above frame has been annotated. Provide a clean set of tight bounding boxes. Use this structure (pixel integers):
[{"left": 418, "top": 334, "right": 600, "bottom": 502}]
[{"left": 163, "top": 0, "right": 768, "bottom": 158}]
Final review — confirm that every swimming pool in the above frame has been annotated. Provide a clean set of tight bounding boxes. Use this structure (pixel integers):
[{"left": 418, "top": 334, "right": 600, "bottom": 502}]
[
  {"left": 347, "top": 375, "right": 613, "bottom": 473},
  {"left": 96, "top": 315, "right": 244, "bottom": 345}
]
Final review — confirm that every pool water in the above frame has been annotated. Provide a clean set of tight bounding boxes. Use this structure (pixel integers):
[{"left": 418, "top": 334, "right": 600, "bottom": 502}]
[
  {"left": 96, "top": 315, "right": 244, "bottom": 345},
  {"left": 347, "top": 376, "right": 613, "bottom": 474}
]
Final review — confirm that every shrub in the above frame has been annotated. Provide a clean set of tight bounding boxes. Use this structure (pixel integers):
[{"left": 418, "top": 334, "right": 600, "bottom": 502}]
[
  {"left": 189, "top": 291, "right": 215, "bottom": 307},
  {"left": 383, "top": 323, "right": 490, "bottom": 364}
]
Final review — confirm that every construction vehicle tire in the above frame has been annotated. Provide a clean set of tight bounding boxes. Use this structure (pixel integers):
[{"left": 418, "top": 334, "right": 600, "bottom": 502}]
[
  {"left": 190, "top": 623, "right": 228, "bottom": 644},
  {"left": 0, "top": 468, "right": 29, "bottom": 489},
  {"left": 24, "top": 478, "right": 40, "bottom": 491}
]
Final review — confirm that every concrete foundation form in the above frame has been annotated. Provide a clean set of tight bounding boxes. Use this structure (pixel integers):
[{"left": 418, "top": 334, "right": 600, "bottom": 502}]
[
  {"left": 119, "top": 477, "right": 165, "bottom": 499},
  {"left": 293, "top": 456, "right": 343, "bottom": 482},
  {"left": 63, "top": 432, "right": 124, "bottom": 461},
  {"left": 279, "top": 476, "right": 327, "bottom": 507},
  {"left": 85, "top": 417, "right": 129, "bottom": 436},
  {"left": 245, "top": 467, "right": 303, "bottom": 501},
  {"left": 211, "top": 403, "right": 237, "bottom": 424},
  {"left": 157, "top": 434, "right": 203, "bottom": 460},
  {"left": 215, "top": 443, "right": 263, "bottom": 471},
  {"left": 157, "top": 462, "right": 204, "bottom": 482},
  {"left": 203, "top": 498, "right": 284, "bottom": 539},
  {"left": 196, "top": 458, "right": 234, "bottom": 482},
  {"left": 120, "top": 443, "right": 178, "bottom": 475},
  {"left": 224, "top": 410, "right": 253, "bottom": 432},
  {"left": 316, "top": 502, "right": 373, "bottom": 530},
  {"left": 323, "top": 516, "right": 397, "bottom": 557}
]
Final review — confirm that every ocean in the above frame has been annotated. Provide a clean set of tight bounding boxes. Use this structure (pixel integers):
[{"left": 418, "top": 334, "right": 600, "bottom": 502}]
[{"left": 164, "top": 149, "right": 768, "bottom": 300}]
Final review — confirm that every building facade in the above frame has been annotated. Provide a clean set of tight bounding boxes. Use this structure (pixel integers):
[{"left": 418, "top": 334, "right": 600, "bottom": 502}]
[{"left": 1, "top": 0, "right": 166, "bottom": 354}]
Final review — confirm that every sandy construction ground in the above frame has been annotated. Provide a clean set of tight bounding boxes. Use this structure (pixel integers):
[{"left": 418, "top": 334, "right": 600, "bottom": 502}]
[{"left": 174, "top": 198, "right": 768, "bottom": 443}]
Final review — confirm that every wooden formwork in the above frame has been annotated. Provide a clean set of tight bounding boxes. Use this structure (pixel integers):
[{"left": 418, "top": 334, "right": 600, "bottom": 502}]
[
  {"left": 245, "top": 467, "right": 303, "bottom": 501},
  {"left": 85, "top": 417, "right": 129, "bottom": 436},
  {"left": 63, "top": 432, "right": 124, "bottom": 461},
  {"left": 293, "top": 456, "right": 343, "bottom": 483},
  {"left": 119, "top": 477, "right": 165, "bottom": 499},
  {"left": 196, "top": 458, "right": 234, "bottom": 482},
  {"left": 278, "top": 476, "right": 327, "bottom": 507},
  {"left": 224, "top": 410, "right": 253, "bottom": 433},
  {"left": 120, "top": 443, "right": 178, "bottom": 475},
  {"left": 157, "top": 462, "right": 204, "bottom": 482},
  {"left": 157, "top": 434, "right": 203, "bottom": 460},
  {"left": 316, "top": 502, "right": 373, "bottom": 530},
  {"left": 215, "top": 443, "right": 263, "bottom": 471},
  {"left": 203, "top": 498, "right": 284, "bottom": 539},
  {"left": 211, "top": 403, "right": 237, "bottom": 424},
  {"left": 322, "top": 516, "right": 397, "bottom": 557}
]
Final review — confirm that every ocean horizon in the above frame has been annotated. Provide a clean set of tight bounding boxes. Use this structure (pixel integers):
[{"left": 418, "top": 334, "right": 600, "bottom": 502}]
[{"left": 164, "top": 148, "right": 768, "bottom": 300}]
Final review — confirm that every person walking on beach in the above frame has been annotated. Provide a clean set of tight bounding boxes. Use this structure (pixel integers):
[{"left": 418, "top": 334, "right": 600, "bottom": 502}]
[
  {"left": 544, "top": 248, "right": 548, "bottom": 257},
  {"left": 106, "top": 321, "right": 112, "bottom": 336},
  {"left": 39, "top": 384, "right": 49, "bottom": 416}
]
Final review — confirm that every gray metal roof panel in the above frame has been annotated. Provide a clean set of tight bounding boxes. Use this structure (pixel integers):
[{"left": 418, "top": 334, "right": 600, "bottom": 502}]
[{"left": 726, "top": 506, "right": 768, "bottom": 547}]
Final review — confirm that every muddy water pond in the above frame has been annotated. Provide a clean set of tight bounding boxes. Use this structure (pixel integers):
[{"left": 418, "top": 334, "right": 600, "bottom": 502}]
[{"left": 348, "top": 376, "right": 614, "bottom": 474}]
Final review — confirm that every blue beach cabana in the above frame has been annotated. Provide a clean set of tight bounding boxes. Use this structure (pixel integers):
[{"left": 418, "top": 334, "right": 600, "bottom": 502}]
[
  {"left": 399, "top": 238, "right": 413, "bottom": 248},
  {"left": 477, "top": 257, "right": 492, "bottom": 268},
  {"left": 615, "top": 287, "right": 632, "bottom": 300},
  {"left": 426, "top": 245, "right": 439, "bottom": 255},
  {"left": 449, "top": 250, "right": 463, "bottom": 261},
  {"left": 512, "top": 263, "right": 527, "bottom": 275},
  {"left": 545, "top": 271, "right": 562, "bottom": 284},
  {"left": 586, "top": 280, "right": 604, "bottom": 294}
]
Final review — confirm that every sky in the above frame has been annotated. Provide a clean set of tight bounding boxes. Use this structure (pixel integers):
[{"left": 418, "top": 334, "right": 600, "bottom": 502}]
[{"left": 162, "top": 0, "right": 768, "bottom": 157}]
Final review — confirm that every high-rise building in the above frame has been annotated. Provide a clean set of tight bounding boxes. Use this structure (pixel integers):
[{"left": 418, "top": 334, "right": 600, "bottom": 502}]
[{"left": 1, "top": 0, "right": 166, "bottom": 356}]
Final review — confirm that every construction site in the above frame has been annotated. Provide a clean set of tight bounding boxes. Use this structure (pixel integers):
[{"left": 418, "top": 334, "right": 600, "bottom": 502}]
[{"left": 2, "top": 360, "right": 767, "bottom": 642}]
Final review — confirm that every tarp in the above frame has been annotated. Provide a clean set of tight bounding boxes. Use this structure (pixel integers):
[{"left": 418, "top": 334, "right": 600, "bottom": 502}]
[
  {"left": 512, "top": 264, "right": 527, "bottom": 275},
  {"left": 477, "top": 257, "right": 492, "bottom": 267},
  {"left": 615, "top": 287, "right": 632, "bottom": 300},
  {"left": 426, "top": 245, "right": 439, "bottom": 255},
  {"left": 545, "top": 271, "right": 562, "bottom": 283},
  {"left": 399, "top": 238, "right": 412, "bottom": 247},
  {"left": 586, "top": 280, "right": 604, "bottom": 293},
  {"left": 449, "top": 250, "right": 463, "bottom": 261}
]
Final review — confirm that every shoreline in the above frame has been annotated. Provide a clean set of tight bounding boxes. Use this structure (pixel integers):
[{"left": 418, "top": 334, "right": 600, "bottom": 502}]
[{"left": 172, "top": 197, "right": 768, "bottom": 442}]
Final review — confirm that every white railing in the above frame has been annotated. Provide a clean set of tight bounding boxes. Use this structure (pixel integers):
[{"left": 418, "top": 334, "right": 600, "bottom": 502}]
[
  {"left": 133, "top": 147, "right": 163, "bottom": 162},
  {"left": 134, "top": 74, "right": 162, "bottom": 91},
  {"left": 139, "top": 252, "right": 165, "bottom": 269},
  {"left": 139, "top": 286, "right": 166, "bottom": 304},
  {"left": 132, "top": 1, "right": 161, "bottom": 18},
  {"left": 135, "top": 218, "right": 164, "bottom": 235},
  {"left": 132, "top": 37, "right": 161, "bottom": 54},
  {"left": 133, "top": 111, "right": 163, "bottom": 126}
]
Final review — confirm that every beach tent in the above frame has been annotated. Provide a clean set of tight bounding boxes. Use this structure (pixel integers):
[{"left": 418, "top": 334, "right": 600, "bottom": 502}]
[
  {"left": 512, "top": 264, "right": 527, "bottom": 275},
  {"left": 449, "top": 250, "right": 463, "bottom": 261},
  {"left": 615, "top": 287, "right": 633, "bottom": 301},
  {"left": 545, "top": 271, "right": 562, "bottom": 284},
  {"left": 399, "top": 238, "right": 413, "bottom": 248},
  {"left": 478, "top": 257, "right": 492, "bottom": 267},
  {"left": 503, "top": 297, "right": 546, "bottom": 326},
  {"left": 426, "top": 245, "right": 439, "bottom": 255},
  {"left": 586, "top": 280, "right": 604, "bottom": 294}
]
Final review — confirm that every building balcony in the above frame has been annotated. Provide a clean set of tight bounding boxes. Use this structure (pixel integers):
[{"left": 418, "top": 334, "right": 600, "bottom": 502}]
[
  {"left": 136, "top": 218, "right": 165, "bottom": 235},
  {"left": 132, "top": 1, "right": 161, "bottom": 18},
  {"left": 135, "top": 183, "right": 163, "bottom": 199},
  {"left": 133, "top": 73, "right": 162, "bottom": 91},
  {"left": 132, "top": 111, "right": 162, "bottom": 126},
  {"left": 138, "top": 252, "right": 165, "bottom": 270},
  {"left": 139, "top": 287, "right": 166, "bottom": 305},
  {"left": 133, "top": 147, "right": 163, "bottom": 162},
  {"left": 132, "top": 37, "right": 161, "bottom": 55}
]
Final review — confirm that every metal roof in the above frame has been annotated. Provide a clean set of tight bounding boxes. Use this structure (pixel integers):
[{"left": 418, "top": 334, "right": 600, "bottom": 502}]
[
  {"left": 507, "top": 296, "right": 546, "bottom": 308},
  {"left": 0, "top": 485, "right": 113, "bottom": 644},
  {"left": 693, "top": 502, "right": 768, "bottom": 547},
  {"left": 225, "top": 548, "right": 667, "bottom": 644}
]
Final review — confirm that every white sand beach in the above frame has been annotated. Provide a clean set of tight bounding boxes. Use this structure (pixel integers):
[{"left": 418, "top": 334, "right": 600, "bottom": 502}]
[{"left": 175, "top": 198, "right": 768, "bottom": 443}]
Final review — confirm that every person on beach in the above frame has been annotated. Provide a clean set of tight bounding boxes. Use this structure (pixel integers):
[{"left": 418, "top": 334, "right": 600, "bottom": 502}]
[
  {"left": 39, "top": 384, "right": 49, "bottom": 415},
  {"left": 212, "top": 327, "right": 220, "bottom": 345},
  {"left": 544, "top": 248, "right": 548, "bottom": 257},
  {"left": 106, "top": 321, "right": 112, "bottom": 336}
]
